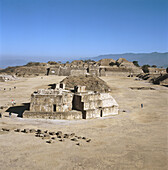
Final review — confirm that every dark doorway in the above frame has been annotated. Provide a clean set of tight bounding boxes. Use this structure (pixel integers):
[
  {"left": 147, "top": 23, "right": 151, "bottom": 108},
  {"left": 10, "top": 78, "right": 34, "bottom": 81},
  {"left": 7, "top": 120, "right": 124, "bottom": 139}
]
[
  {"left": 47, "top": 68, "right": 50, "bottom": 76},
  {"left": 82, "top": 111, "right": 86, "bottom": 119},
  {"left": 100, "top": 110, "right": 103, "bottom": 117},
  {"left": 53, "top": 104, "right": 56, "bottom": 112}
]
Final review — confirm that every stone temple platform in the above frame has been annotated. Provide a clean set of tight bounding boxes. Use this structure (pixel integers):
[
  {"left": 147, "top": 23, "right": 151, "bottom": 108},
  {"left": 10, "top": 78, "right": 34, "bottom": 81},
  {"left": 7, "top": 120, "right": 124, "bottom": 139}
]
[{"left": 23, "top": 83, "right": 119, "bottom": 120}]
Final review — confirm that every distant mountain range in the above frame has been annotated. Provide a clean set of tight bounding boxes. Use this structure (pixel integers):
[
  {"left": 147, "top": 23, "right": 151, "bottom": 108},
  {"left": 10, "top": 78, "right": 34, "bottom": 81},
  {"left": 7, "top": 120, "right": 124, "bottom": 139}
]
[
  {"left": 0, "top": 52, "right": 167, "bottom": 69},
  {"left": 92, "top": 52, "right": 168, "bottom": 68}
]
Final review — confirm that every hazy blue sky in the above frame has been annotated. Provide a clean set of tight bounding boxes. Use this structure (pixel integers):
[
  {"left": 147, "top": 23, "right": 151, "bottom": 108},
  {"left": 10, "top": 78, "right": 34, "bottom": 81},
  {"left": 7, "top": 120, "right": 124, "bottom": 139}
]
[{"left": 0, "top": 0, "right": 167, "bottom": 63}]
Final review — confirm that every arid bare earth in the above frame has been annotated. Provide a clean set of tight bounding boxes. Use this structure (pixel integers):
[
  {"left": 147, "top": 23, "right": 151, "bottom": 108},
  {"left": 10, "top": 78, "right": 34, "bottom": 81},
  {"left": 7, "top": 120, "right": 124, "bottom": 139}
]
[{"left": 0, "top": 75, "right": 167, "bottom": 170}]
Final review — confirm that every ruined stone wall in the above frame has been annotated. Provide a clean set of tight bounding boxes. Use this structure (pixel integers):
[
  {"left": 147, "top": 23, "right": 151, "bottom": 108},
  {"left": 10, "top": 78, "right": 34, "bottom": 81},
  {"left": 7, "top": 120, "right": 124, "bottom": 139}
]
[
  {"left": 23, "top": 111, "right": 82, "bottom": 119},
  {"left": 49, "top": 67, "right": 60, "bottom": 75},
  {"left": 88, "top": 66, "right": 99, "bottom": 76},
  {"left": 17, "top": 66, "right": 47, "bottom": 77},
  {"left": 102, "top": 106, "right": 118, "bottom": 116},
  {"left": 99, "top": 68, "right": 106, "bottom": 76},
  {"left": 59, "top": 67, "right": 71, "bottom": 76},
  {"left": 30, "top": 92, "right": 73, "bottom": 112},
  {"left": 83, "top": 106, "right": 118, "bottom": 119},
  {"left": 148, "top": 68, "right": 166, "bottom": 74},
  {"left": 73, "top": 92, "right": 118, "bottom": 118},
  {"left": 70, "top": 69, "right": 87, "bottom": 76},
  {"left": 84, "top": 109, "right": 100, "bottom": 119},
  {"left": 105, "top": 71, "right": 130, "bottom": 77}
]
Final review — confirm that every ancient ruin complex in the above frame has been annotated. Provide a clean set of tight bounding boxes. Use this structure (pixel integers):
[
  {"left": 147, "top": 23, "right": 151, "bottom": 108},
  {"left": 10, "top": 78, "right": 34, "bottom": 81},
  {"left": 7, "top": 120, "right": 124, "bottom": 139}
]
[
  {"left": 0, "top": 58, "right": 144, "bottom": 77},
  {"left": 23, "top": 82, "right": 119, "bottom": 119}
]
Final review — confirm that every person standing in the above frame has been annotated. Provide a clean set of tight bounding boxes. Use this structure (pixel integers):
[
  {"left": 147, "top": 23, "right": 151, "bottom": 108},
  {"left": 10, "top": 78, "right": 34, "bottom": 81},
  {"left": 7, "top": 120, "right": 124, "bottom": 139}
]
[{"left": 141, "top": 104, "right": 143, "bottom": 108}]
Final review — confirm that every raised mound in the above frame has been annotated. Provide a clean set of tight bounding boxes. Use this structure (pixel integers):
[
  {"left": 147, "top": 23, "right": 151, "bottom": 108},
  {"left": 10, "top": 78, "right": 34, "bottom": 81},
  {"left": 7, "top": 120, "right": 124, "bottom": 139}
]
[{"left": 61, "top": 75, "right": 111, "bottom": 92}]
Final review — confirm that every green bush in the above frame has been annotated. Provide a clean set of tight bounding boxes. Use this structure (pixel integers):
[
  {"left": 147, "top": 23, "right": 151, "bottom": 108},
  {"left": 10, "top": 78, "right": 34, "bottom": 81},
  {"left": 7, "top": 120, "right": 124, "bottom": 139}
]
[
  {"left": 26, "top": 62, "right": 41, "bottom": 66},
  {"left": 151, "top": 65, "right": 157, "bottom": 68},
  {"left": 133, "top": 61, "right": 140, "bottom": 67},
  {"left": 47, "top": 61, "right": 58, "bottom": 65},
  {"left": 142, "top": 65, "right": 150, "bottom": 73}
]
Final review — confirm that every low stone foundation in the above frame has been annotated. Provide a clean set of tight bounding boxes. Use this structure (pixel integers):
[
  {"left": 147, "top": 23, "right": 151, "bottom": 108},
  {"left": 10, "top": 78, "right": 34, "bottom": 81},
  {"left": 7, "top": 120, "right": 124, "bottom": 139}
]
[{"left": 23, "top": 110, "right": 82, "bottom": 120}]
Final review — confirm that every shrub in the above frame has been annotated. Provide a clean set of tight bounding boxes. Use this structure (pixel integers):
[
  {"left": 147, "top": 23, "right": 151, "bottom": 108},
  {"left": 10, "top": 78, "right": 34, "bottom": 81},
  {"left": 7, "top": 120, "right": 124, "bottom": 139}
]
[
  {"left": 109, "top": 62, "right": 116, "bottom": 66},
  {"left": 133, "top": 61, "right": 140, "bottom": 67},
  {"left": 47, "top": 61, "right": 58, "bottom": 65},
  {"left": 26, "top": 62, "right": 41, "bottom": 66},
  {"left": 142, "top": 65, "right": 150, "bottom": 73},
  {"left": 151, "top": 65, "right": 157, "bottom": 68}
]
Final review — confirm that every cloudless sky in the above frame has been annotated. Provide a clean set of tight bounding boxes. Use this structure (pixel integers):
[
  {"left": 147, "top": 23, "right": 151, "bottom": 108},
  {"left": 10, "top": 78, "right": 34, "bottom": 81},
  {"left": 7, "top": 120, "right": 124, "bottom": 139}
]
[{"left": 0, "top": 0, "right": 167, "bottom": 63}]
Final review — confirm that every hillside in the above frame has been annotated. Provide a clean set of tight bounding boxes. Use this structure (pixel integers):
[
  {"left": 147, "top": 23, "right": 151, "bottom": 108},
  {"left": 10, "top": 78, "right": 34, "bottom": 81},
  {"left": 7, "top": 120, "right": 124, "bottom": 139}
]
[{"left": 92, "top": 52, "right": 168, "bottom": 68}]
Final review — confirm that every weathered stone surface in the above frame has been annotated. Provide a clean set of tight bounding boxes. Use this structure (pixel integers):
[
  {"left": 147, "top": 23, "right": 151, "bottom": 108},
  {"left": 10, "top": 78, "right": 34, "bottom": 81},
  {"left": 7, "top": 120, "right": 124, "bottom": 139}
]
[
  {"left": 71, "top": 138, "right": 78, "bottom": 142},
  {"left": 30, "top": 129, "right": 36, "bottom": 133},
  {"left": 56, "top": 131, "right": 62, "bottom": 136},
  {"left": 2, "top": 128, "right": 10, "bottom": 132},
  {"left": 49, "top": 132, "right": 55, "bottom": 135},
  {"left": 42, "top": 134, "right": 50, "bottom": 139},
  {"left": 44, "top": 130, "right": 48, "bottom": 133},
  {"left": 63, "top": 134, "right": 70, "bottom": 138},
  {"left": 70, "top": 133, "right": 75, "bottom": 137},
  {"left": 57, "top": 135, "right": 62, "bottom": 138},
  {"left": 46, "top": 140, "right": 54, "bottom": 144},
  {"left": 23, "top": 129, "right": 30, "bottom": 133},
  {"left": 86, "top": 139, "right": 91, "bottom": 142},
  {"left": 14, "top": 129, "right": 20, "bottom": 132},
  {"left": 59, "top": 139, "right": 65, "bottom": 142},
  {"left": 36, "top": 129, "right": 42, "bottom": 134},
  {"left": 39, "top": 134, "right": 44, "bottom": 137}
]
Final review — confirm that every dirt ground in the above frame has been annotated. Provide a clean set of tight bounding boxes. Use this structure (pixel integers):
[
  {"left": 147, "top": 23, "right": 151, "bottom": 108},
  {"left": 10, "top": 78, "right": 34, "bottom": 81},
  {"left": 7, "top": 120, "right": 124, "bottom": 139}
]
[{"left": 0, "top": 75, "right": 167, "bottom": 170}]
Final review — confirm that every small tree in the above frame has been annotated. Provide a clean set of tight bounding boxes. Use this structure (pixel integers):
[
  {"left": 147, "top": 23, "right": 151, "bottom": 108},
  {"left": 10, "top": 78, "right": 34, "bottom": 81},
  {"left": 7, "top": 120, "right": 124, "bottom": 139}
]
[
  {"left": 48, "top": 61, "right": 57, "bottom": 65},
  {"left": 26, "top": 62, "right": 41, "bottom": 66},
  {"left": 109, "top": 62, "right": 116, "bottom": 66},
  {"left": 133, "top": 61, "right": 140, "bottom": 67},
  {"left": 151, "top": 65, "right": 157, "bottom": 68},
  {"left": 83, "top": 59, "right": 95, "bottom": 63},
  {"left": 142, "top": 65, "right": 150, "bottom": 73},
  {"left": 116, "top": 62, "right": 120, "bottom": 67}
]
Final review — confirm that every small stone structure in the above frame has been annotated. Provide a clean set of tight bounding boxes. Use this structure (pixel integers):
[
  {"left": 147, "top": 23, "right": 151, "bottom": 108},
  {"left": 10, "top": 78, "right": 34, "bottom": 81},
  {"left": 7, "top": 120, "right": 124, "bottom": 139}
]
[
  {"left": 23, "top": 83, "right": 119, "bottom": 120},
  {"left": 0, "top": 75, "right": 18, "bottom": 82}
]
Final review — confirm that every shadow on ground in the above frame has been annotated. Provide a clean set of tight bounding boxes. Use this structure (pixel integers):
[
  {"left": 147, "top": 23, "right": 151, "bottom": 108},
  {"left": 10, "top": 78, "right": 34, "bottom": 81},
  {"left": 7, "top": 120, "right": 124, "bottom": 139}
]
[
  {"left": 48, "top": 83, "right": 56, "bottom": 89},
  {"left": 5, "top": 103, "right": 30, "bottom": 117}
]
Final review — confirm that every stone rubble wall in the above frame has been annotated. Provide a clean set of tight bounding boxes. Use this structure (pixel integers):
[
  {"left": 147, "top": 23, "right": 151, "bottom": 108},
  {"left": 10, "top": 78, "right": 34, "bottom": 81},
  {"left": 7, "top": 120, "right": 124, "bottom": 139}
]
[
  {"left": 23, "top": 111, "right": 82, "bottom": 119},
  {"left": 70, "top": 69, "right": 87, "bottom": 76},
  {"left": 84, "top": 106, "right": 118, "bottom": 119}
]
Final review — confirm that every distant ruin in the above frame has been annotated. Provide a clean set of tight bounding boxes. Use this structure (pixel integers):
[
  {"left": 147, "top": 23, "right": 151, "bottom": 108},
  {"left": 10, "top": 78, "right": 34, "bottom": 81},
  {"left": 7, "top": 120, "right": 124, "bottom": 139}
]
[
  {"left": 0, "top": 58, "right": 143, "bottom": 77},
  {"left": 23, "top": 79, "right": 119, "bottom": 119},
  {"left": 1, "top": 57, "right": 167, "bottom": 86}
]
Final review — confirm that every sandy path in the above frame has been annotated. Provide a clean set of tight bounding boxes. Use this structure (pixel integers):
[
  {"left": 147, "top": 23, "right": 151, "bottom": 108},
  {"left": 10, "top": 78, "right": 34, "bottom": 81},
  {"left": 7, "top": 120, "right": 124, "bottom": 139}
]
[{"left": 0, "top": 76, "right": 167, "bottom": 170}]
